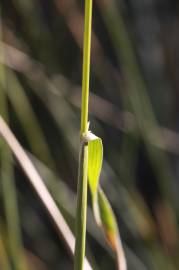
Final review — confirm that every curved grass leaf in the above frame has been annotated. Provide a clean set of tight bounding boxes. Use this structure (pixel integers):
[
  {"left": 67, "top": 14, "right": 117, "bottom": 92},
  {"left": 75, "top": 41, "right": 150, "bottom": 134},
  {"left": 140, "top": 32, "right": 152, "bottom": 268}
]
[
  {"left": 88, "top": 132, "right": 103, "bottom": 225},
  {"left": 87, "top": 132, "right": 127, "bottom": 270},
  {"left": 98, "top": 188, "right": 118, "bottom": 249}
]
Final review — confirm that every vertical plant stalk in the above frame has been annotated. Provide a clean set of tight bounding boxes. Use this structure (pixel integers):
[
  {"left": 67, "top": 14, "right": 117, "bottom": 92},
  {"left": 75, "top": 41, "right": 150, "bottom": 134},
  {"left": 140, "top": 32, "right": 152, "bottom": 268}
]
[{"left": 74, "top": 0, "right": 93, "bottom": 269}]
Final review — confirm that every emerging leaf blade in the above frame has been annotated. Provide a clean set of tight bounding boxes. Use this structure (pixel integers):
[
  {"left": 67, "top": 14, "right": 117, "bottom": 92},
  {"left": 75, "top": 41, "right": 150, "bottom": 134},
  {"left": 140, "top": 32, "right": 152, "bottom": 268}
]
[
  {"left": 87, "top": 132, "right": 127, "bottom": 270},
  {"left": 88, "top": 133, "right": 103, "bottom": 224},
  {"left": 98, "top": 188, "right": 118, "bottom": 249}
]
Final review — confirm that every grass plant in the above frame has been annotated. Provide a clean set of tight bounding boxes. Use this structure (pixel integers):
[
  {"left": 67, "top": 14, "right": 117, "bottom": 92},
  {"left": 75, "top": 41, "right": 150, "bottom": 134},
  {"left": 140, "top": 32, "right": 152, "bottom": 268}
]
[{"left": 74, "top": 0, "right": 93, "bottom": 269}]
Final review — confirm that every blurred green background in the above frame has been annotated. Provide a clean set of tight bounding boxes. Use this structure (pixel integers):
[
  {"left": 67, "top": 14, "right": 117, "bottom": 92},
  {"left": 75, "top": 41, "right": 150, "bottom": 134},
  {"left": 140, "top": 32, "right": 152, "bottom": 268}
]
[{"left": 0, "top": 0, "right": 179, "bottom": 269}]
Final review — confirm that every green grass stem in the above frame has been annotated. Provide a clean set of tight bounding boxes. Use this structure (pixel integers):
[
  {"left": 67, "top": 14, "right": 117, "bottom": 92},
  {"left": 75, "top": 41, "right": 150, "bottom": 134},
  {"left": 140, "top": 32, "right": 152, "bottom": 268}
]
[
  {"left": 80, "top": 0, "right": 93, "bottom": 135},
  {"left": 74, "top": 0, "right": 93, "bottom": 269}
]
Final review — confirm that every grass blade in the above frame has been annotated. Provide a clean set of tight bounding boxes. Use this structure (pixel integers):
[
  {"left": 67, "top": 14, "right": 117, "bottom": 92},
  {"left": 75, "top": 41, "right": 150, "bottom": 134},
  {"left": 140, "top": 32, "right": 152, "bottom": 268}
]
[{"left": 87, "top": 132, "right": 127, "bottom": 270}]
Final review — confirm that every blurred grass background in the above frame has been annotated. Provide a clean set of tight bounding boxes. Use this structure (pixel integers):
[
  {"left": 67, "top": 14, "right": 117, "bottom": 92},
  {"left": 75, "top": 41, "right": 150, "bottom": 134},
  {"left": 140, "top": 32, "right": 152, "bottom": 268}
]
[{"left": 0, "top": 0, "right": 179, "bottom": 269}]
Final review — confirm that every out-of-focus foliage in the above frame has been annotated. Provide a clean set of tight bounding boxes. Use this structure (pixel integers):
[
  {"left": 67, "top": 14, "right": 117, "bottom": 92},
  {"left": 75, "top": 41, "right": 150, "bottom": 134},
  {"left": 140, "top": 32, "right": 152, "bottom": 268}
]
[{"left": 0, "top": 0, "right": 179, "bottom": 269}]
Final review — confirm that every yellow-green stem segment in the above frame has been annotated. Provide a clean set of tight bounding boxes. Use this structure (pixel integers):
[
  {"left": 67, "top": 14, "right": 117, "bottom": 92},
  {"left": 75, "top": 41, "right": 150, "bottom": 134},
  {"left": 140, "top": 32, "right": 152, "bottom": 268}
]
[
  {"left": 80, "top": 0, "right": 93, "bottom": 135},
  {"left": 74, "top": 0, "right": 93, "bottom": 269},
  {"left": 74, "top": 143, "right": 88, "bottom": 270}
]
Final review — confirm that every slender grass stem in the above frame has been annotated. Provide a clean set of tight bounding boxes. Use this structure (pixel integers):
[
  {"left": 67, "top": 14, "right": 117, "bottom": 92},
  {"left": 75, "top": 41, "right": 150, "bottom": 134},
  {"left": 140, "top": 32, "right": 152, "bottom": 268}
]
[
  {"left": 74, "top": 143, "right": 88, "bottom": 270},
  {"left": 74, "top": 0, "right": 93, "bottom": 269},
  {"left": 80, "top": 0, "right": 93, "bottom": 135}
]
